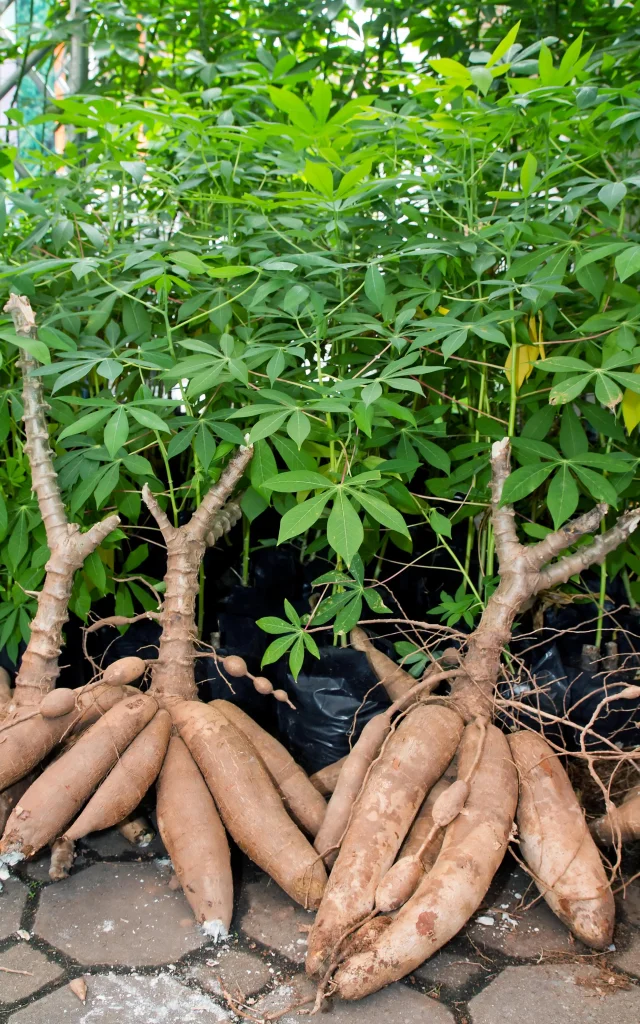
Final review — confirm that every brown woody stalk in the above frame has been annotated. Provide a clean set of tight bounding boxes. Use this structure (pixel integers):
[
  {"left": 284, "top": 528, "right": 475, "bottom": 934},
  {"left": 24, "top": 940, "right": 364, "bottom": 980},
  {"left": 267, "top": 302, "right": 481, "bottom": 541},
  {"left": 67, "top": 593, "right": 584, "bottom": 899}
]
[
  {"left": 451, "top": 438, "right": 640, "bottom": 720},
  {"left": 4, "top": 295, "right": 120, "bottom": 706},
  {"left": 141, "top": 449, "right": 251, "bottom": 700}
]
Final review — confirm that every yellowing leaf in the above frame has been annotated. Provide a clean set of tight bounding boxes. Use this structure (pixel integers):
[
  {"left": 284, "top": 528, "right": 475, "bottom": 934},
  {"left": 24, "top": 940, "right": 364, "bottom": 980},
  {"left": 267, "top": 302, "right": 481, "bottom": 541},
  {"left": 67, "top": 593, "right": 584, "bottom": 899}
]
[
  {"left": 437, "top": 305, "right": 450, "bottom": 314},
  {"left": 622, "top": 366, "right": 640, "bottom": 433},
  {"left": 527, "top": 313, "right": 546, "bottom": 357},
  {"left": 505, "top": 344, "right": 541, "bottom": 391}
]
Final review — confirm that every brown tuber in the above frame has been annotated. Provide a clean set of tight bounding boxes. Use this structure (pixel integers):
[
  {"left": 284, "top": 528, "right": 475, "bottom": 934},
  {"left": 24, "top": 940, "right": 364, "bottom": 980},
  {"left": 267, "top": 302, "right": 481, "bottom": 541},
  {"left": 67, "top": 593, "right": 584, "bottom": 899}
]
[
  {"left": 431, "top": 778, "right": 470, "bottom": 827},
  {"left": 39, "top": 689, "right": 76, "bottom": 719},
  {"left": 333, "top": 723, "right": 517, "bottom": 999},
  {"left": 212, "top": 700, "right": 327, "bottom": 837},
  {"left": 509, "top": 730, "right": 615, "bottom": 949},
  {"left": 375, "top": 855, "right": 424, "bottom": 913},
  {"left": 591, "top": 788, "right": 640, "bottom": 846},
  {"left": 101, "top": 657, "right": 146, "bottom": 686},
  {"left": 222, "top": 656, "right": 247, "bottom": 678},
  {"left": 252, "top": 676, "right": 274, "bottom": 695},
  {"left": 307, "top": 703, "right": 463, "bottom": 979}
]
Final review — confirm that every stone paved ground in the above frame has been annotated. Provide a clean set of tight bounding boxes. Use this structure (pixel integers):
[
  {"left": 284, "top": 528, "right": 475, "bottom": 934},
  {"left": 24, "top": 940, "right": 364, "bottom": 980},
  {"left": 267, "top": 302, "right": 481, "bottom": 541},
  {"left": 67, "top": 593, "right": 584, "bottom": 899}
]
[{"left": 0, "top": 828, "right": 638, "bottom": 1023}]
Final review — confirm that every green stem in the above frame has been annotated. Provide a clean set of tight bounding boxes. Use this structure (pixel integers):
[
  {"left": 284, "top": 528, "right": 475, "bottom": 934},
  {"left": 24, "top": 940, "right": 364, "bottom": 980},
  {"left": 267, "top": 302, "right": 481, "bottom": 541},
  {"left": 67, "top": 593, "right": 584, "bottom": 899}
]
[
  {"left": 596, "top": 520, "right": 607, "bottom": 649},
  {"left": 156, "top": 433, "right": 179, "bottom": 527},
  {"left": 508, "top": 291, "right": 517, "bottom": 437},
  {"left": 242, "top": 517, "right": 251, "bottom": 587},
  {"left": 622, "top": 567, "right": 637, "bottom": 610},
  {"left": 439, "top": 536, "right": 484, "bottom": 609}
]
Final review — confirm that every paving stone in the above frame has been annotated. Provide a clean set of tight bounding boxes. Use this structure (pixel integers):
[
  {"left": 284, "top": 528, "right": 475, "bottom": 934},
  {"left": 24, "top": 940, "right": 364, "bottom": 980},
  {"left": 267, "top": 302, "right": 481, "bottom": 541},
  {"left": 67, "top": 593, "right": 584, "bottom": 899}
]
[
  {"left": 240, "top": 877, "right": 315, "bottom": 964},
  {"left": 34, "top": 862, "right": 211, "bottom": 965},
  {"left": 185, "top": 949, "right": 272, "bottom": 997},
  {"left": 21, "top": 853, "right": 53, "bottom": 884},
  {"left": 617, "top": 882, "right": 640, "bottom": 927},
  {"left": 0, "top": 943, "right": 63, "bottom": 1004},
  {"left": 413, "top": 950, "right": 486, "bottom": 989},
  {"left": 255, "top": 976, "right": 454, "bottom": 1023},
  {"left": 469, "top": 963, "right": 640, "bottom": 1024},
  {"left": 8, "top": 972, "right": 229, "bottom": 1023},
  {"left": 22, "top": 850, "right": 91, "bottom": 882},
  {"left": 613, "top": 930, "right": 640, "bottom": 976},
  {"left": 0, "top": 878, "right": 26, "bottom": 940},
  {"left": 467, "top": 865, "right": 578, "bottom": 958}
]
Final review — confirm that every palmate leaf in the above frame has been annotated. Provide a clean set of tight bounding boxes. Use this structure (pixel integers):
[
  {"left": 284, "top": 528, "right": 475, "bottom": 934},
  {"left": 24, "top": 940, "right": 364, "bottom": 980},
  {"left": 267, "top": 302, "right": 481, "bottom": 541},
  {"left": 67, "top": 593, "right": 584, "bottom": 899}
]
[
  {"left": 547, "top": 465, "right": 579, "bottom": 528},
  {"left": 500, "top": 463, "right": 555, "bottom": 504},
  {"left": 278, "top": 492, "right": 331, "bottom": 543},
  {"left": 261, "top": 633, "right": 297, "bottom": 666},
  {"left": 572, "top": 465, "right": 618, "bottom": 506},
  {"left": 549, "top": 374, "right": 592, "bottom": 405},
  {"left": 353, "top": 490, "right": 410, "bottom": 537},
  {"left": 327, "top": 492, "right": 363, "bottom": 566},
  {"left": 594, "top": 373, "right": 622, "bottom": 409}
]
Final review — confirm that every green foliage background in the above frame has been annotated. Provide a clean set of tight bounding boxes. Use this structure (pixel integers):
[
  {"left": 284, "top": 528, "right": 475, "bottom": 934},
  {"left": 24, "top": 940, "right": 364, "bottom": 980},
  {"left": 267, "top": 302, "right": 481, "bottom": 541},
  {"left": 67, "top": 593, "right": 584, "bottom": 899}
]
[{"left": 1, "top": 1, "right": 640, "bottom": 670}]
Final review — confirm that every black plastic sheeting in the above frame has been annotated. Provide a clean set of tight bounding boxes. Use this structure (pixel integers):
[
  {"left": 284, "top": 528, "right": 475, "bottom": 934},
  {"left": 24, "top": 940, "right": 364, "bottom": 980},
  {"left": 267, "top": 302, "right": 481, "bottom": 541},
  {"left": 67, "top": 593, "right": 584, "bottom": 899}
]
[
  {"left": 503, "top": 627, "right": 640, "bottom": 752},
  {"left": 274, "top": 647, "right": 391, "bottom": 775}
]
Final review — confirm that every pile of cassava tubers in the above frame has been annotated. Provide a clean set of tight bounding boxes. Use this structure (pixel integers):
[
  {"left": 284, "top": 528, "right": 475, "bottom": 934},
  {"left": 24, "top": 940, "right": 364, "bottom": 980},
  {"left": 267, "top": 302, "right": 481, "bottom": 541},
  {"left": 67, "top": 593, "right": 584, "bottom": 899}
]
[{"left": 1, "top": 294, "right": 639, "bottom": 1003}]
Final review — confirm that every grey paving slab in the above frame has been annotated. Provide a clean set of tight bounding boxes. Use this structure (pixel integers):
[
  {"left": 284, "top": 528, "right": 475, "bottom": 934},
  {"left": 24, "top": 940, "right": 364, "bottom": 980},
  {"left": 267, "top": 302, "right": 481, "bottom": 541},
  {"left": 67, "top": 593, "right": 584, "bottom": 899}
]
[{"left": 34, "top": 862, "right": 210, "bottom": 965}]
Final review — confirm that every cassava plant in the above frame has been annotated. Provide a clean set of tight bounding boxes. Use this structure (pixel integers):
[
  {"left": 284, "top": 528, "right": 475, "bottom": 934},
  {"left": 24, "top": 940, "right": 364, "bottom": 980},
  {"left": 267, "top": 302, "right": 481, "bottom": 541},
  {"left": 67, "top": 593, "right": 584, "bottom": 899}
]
[
  {"left": 304, "top": 437, "right": 640, "bottom": 1001},
  {"left": 0, "top": 340, "right": 327, "bottom": 933},
  {"left": 0, "top": 294, "right": 131, "bottom": 831}
]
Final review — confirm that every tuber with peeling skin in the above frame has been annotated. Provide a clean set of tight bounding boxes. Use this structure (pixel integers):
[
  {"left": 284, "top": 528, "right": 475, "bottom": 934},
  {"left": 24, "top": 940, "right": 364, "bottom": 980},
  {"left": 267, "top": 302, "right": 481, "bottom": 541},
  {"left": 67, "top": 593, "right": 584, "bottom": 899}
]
[
  {"left": 0, "top": 693, "right": 158, "bottom": 862},
  {"left": 591, "top": 788, "right": 640, "bottom": 846},
  {"left": 157, "top": 735, "right": 233, "bottom": 940},
  {"left": 172, "top": 699, "right": 327, "bottom": 908},
  {"left": 310, "top": 757, "right": 347, "bottom": 797},
  {"left": 63, "top": 709, "right": 171, "bottom": 842},
  {"left": 313, "top": 713, "right": 392, "bottom": 868},
  {"left": 39, "top": 689, "right": 76, "bottom": 719},
  {"left": 307, "top": 703, "right": 464, "bottom": 979},
  {"left": 509, "top": 730, "right": 615, "bottom": 949},
  {"left": 212, "top": 700, "right": 327, "bottom": 837},
  {"left": 101, "top": 657, "right": 146, "bottom": 686},
  {"left": 333, "top": 723, "right": 517, "bottom": 999}
]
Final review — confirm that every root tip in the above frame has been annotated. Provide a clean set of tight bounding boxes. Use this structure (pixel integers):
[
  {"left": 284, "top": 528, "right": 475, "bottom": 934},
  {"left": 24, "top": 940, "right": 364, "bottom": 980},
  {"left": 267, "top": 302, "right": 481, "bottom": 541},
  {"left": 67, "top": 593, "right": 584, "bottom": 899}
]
[{"left": 201, "top": 919, "right": 229, "bottom": 942}]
